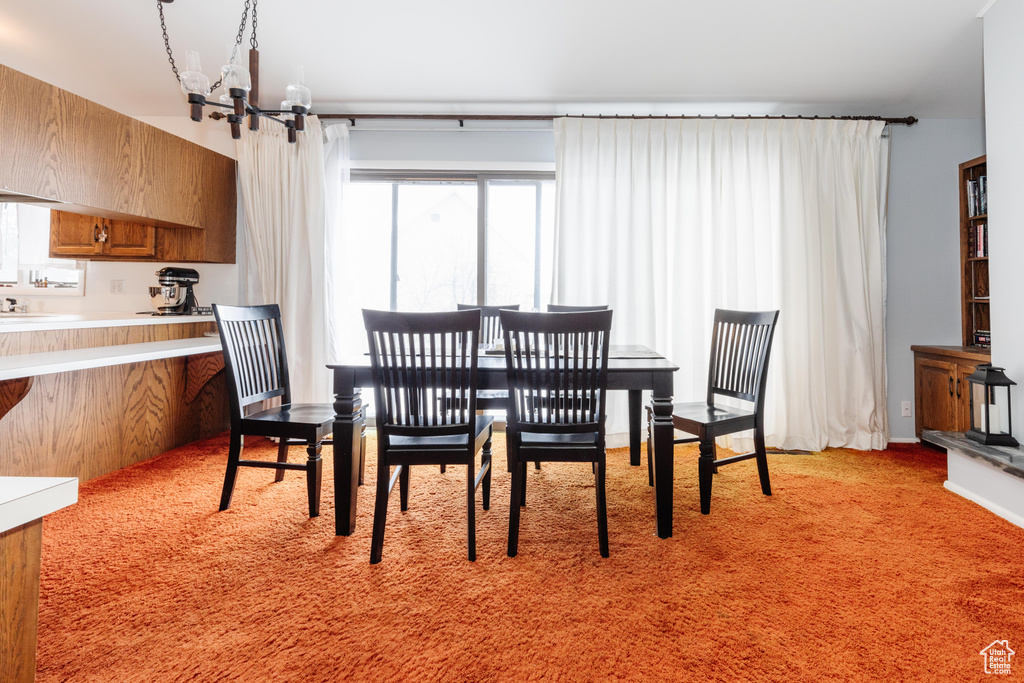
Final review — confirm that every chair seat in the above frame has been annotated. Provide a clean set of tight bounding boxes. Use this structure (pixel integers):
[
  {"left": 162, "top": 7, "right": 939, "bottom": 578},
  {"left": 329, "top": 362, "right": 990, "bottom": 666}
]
[
  {"left": 521, "top": 431, "right": 598, "bottom": 446},
  {"left": 241, "top": 403, "right": 337, "bottom": 442},
  {"left": 389, "top": 416, "right": 494, "bottom": 450},
  {"left": 669, "top": 401, "right": 757, "bottom": 434}
]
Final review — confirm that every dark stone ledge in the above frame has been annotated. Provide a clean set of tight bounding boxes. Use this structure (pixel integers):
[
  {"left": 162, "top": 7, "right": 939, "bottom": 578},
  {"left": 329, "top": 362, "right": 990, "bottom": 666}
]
[{"left": 922, "top": 430, "right": 1024, "bottom": 482}]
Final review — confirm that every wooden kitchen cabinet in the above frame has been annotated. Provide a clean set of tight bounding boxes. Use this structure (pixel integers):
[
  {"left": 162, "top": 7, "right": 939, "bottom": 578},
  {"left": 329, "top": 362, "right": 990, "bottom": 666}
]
[
  {"left": 912, "top": 345, "right": 990, "bottom": 437},
  {"left": 49, "top": 210, "right": 156, "bottom": 259}
]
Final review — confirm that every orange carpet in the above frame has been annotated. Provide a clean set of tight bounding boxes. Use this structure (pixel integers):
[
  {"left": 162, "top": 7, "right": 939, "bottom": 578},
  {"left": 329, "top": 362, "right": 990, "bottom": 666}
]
[{"left": 35, "top": 435, "right": 1024, "bottom": 681}]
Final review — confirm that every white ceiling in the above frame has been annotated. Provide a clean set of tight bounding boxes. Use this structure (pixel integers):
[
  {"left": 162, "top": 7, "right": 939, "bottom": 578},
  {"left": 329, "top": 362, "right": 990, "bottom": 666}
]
[{"left": 0, "top": 0, "right": 989, "bottom": 120}]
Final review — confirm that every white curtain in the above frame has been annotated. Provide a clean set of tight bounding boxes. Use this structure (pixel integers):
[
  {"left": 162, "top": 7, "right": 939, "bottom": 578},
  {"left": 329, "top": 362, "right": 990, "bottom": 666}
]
[
  {"left": 236, "top": 115, "right": 330, "bottom": 403},
  {"left": 322, "top": 123, "right": 351, "bottom": 364},
  {"left": 553, "top": 117, "right": 889, "bottom": 451}
]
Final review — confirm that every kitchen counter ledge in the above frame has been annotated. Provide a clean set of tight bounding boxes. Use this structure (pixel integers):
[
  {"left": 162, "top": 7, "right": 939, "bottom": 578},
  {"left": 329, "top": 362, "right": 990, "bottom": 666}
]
[
  {"left": 0, "top": 337, "right": 222, "bottom": 381},
  {"left": 0, "top": 312, "right": 215, "bottom": 333}
]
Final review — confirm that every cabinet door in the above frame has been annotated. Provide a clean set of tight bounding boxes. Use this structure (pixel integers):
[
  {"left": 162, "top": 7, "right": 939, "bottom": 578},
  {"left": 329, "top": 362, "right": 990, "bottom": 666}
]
[
  {"left": 954, "top": 364, "right": 977, "bottom": 431},
  {"left": 49, "top": 211, "right": 104, "bottom": 257},
  {"left": 105, "top": 219, "right": 156, "bottom": 257},
  {"left": 916, "top": 357, "right": 956, "bottom": 435}
]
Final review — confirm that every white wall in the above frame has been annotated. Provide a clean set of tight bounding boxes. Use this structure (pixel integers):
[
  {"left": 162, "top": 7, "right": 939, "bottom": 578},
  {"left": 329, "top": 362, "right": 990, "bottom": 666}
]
[
  {"left": 984, "top": 0, "right": 1024, "bottom": 439},
  {"left": 885, "top": 119, "right": 986, "bottom": 440},
  {"left": 26, "top": 260, "right": 238, "bottom": 314}
]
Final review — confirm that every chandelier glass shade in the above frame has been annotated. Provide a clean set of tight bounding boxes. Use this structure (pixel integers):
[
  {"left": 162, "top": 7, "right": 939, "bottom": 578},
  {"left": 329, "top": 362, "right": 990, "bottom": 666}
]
[{"left": 157, "top": 0, "right": 310, "bottom": 143}]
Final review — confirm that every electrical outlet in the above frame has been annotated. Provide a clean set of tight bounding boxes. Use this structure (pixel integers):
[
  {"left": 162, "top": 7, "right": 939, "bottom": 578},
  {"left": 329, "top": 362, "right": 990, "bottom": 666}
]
[
  {"left": 901, "top": 400, "right": 912, "bottom": 417},
  {"left": 110, "top": 279, "right": 124, "bottom": 295}
]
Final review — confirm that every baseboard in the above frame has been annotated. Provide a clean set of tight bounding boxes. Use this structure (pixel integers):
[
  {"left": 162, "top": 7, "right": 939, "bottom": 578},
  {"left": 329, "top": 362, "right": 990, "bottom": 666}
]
[
  {"left": 887, "top": 437, "right": 920, "bottom": 444},
  {"left": 944, "top": 480, "right": 1024, "bottom": 530}
]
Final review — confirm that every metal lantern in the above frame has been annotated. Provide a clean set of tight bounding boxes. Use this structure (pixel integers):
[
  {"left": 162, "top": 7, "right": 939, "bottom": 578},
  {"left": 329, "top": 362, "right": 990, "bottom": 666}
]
[{"left": 966, "top": 364, "right": 1019, "bottom": 447}]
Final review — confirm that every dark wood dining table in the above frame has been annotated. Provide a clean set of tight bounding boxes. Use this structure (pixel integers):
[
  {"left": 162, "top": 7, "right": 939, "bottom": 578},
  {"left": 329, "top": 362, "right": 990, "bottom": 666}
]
[{"left": 328, "top": 345, "right": 680, "bottom": 539}]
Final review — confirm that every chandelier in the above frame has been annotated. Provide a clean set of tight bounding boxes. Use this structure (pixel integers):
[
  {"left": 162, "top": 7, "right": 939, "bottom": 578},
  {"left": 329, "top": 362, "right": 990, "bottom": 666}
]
[{"left": 157, "top": 0, "right": 311, "bottom": 142}]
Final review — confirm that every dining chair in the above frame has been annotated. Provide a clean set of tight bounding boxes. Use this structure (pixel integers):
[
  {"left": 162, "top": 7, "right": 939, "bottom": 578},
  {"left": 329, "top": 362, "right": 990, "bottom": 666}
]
[
  {"left": 500, "top": 308, "right": 614, "bottom": 557},
  {"left": 547, "top": 304, "right": 610, "bottom": 313},
  {"left": 646, "top": 309, "right": 780, "bottom": 514},
  {"left": 456, "top": 303, "right": 519, "bottom": 410},
  {"left": 363, "top": 308, "right": 494, "bottom": 564},
  {"left": 213, "top": 303, "right": 338, "bottom": 518}
]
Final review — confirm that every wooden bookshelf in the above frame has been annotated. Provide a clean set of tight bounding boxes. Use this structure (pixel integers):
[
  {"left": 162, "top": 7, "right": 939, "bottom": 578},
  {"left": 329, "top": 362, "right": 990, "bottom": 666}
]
[{"left": 959, "top": 155, "right": 989, "bottom": 348}]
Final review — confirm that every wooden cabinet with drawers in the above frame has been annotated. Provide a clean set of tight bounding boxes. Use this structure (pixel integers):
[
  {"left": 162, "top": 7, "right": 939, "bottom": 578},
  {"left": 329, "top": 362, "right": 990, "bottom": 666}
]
[{"left": 912, "top": 345, "right": 990, "bottom": 437}]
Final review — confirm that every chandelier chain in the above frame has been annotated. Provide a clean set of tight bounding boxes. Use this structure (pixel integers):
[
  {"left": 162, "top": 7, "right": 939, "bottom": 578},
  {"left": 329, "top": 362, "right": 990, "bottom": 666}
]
[
  {"left": 156, "top": 0, "right": 253, "bottom": 95},
  {"left": 251, "top": 0, "right": 259, "bottom": 50}
]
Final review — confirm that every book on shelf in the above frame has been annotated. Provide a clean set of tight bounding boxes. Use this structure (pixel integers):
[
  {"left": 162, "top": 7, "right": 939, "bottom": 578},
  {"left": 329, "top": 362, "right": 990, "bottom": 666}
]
[
  {"left": 974, "top": 222, "right": 988, "bottom": 257},
  {"left": 974, "top": 329, "right": 991, "bottom": 347},
  {"left": 966, "top": 176, "right": 988, "bottom": 218}
]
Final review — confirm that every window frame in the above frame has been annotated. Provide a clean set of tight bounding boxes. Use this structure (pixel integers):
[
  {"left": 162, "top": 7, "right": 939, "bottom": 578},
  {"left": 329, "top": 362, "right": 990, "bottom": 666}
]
[{"left": 349, "top": 169, "right": 555, "bottom": 309}]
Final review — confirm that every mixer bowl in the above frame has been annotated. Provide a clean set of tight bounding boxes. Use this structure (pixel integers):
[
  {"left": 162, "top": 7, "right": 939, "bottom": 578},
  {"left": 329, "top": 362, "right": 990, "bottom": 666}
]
[{"left": 149, "top": 285, "right": 185, "bottom": 311}]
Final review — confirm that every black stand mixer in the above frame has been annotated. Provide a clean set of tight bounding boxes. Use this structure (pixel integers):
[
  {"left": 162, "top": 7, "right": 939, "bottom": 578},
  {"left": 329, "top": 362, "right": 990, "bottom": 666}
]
[{"left": 148, "top": 267, "right": 210, "bottom": 315}]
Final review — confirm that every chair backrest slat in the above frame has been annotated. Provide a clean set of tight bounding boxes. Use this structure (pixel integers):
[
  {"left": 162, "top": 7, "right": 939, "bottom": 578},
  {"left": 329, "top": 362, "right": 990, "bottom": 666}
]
[
  {"left": 501, "top": 310, "right": 613, "bottom": 435},
  {"left": 213, "top": 304, "right": 292, "bottom": 420},
  {"left": 547, "top": 304, "right": 609, "bottom": 313},
  {"left": 706, "top": 309, "right": 780, "bottom": 408},
  {"left": 364, "top": 309, "right": 481, "bottom": 444},
  {"left": 456, "top": 303, "right": 520, "bottom": 345}
]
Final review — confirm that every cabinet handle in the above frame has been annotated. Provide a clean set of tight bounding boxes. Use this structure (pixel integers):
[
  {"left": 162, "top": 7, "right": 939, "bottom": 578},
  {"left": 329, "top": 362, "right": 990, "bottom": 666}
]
[
  {"left": 956, "top": 378, "right": 961, "bottom": 399},
  {"left": 949, "top": 377, "right": 954, "bottom": 396},
  {"left": 93, "top": 223, "right": 108, "bottom": 244}
]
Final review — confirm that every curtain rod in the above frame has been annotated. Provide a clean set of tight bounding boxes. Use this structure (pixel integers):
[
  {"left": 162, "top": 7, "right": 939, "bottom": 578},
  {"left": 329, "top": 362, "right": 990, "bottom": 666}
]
[{"left": 317, "top": 113, "right": 918, "bottom": 126}]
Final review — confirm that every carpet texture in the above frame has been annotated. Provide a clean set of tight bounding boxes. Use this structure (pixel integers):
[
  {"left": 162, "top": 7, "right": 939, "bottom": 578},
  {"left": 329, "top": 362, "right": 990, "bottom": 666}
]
[{"left": 36, "top": 435, "right": 1024, "bottom": 681}]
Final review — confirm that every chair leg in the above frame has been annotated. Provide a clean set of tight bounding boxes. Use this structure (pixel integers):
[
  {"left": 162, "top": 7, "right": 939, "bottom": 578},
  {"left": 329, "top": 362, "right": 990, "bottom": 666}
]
[
  {"left": 466, "top": 457, "right": 477, "bottom": 562},
  {"left": 596, "top": 456, "right": 609, "bottom": 558},
  {"left": 399, "top": 462, "right": 411, "bottom": 511},
  {"left": 440, "top": 464, "right": 446, "bottom": 474},
  {"left": 219, "top": 431, "right": 243, "bottom": 511},
  {"left": 306, "top": 442, "right": 322, "bottom": 518},
  {"left": 370, "top": 461, "right": 391, "bottom": 564},
  {"left": 754, "top": 425, "right": 772, "bottom": 496},
  {"left": 698, "top": 437, "right": 715, "bottom": 515},
  {"left": 275, "top": 438, "right": 289, "bottom": 483},
  {"left": 508, "top": 461, "right": 523, "bottom": 557},
  {"left": 482, "top": 433, "right": 493, "bottom": 511},
  {"left": 519, "top": 461, "right": 528, "bottom": 507},
  {"left": 534, "top": 461, "right": 541, "bottom": 470}
]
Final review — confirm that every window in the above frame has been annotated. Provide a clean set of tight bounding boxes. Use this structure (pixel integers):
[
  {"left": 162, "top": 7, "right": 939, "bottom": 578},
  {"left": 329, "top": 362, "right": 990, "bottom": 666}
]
[
  {"left": 343, "top": 171, "right": 555, "bottom": 315},
  {"left": 0, "top": 203, "right": 85, "bottom": 296}
]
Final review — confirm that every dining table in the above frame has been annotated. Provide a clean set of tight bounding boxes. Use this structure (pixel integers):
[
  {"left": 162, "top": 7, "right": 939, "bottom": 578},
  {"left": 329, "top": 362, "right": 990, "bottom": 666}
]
[{"left": 328, "top": 344, "right": 680, "bottom": 539}]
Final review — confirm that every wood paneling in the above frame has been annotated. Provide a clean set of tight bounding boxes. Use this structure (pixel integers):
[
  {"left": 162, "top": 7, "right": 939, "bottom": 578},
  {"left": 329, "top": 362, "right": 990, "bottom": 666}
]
[
  {"left": 0, "top": 520, "right": 42, "bottom": 683},
  {"left": 0, "top": 64, "right": 235, "bottom": 263},
  {"left": 0, "top": 358, "right": 228, "bottom": 480},
  {"left": 0, "top": 322, "right": 228, "bottom": 480}
]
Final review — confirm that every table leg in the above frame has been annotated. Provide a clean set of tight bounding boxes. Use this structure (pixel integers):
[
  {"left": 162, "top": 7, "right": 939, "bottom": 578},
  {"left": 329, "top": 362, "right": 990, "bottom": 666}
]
[
  {"left": 333, "top": 369, "right": 363, "bottom": 536},
  {"left": 651, "top": 373, "right": 675, "bottom": 538},
  {"left": 628, "top": 390, "right": 642, "bottom": 466}
]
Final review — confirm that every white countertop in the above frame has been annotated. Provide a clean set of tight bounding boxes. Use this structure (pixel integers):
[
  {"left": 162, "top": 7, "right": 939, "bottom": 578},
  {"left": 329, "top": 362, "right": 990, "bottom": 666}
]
[
  {"left": 0, "top": 337, "right": 222, "bottom": 381},
  {"left": 0, "top": 312, "right": 215, "bottom": 333},
  {"left": 0, "top": 476, "right": 78, "bottom": 533}
]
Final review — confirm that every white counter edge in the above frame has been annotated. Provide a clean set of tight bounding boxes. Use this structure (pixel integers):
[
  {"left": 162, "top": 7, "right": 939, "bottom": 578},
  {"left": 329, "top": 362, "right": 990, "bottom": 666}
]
[
  {"left": 0, "top": 313, "right": 215, "bottom": 333},
  {"left": 0, "top": 477, "right": 79, "bottom": 533},
  {"left": 0, "top": 337, "right": 222, "bottom": 381}
]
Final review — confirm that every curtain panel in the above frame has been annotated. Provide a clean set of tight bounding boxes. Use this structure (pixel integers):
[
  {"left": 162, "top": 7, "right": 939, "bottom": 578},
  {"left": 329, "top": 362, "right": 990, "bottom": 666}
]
[
  {"left": 553, "top": 117, "right": 889, "bottom": 451},
  {"left": 236, "top": 115, "right": 331, "bottom": 403}
]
